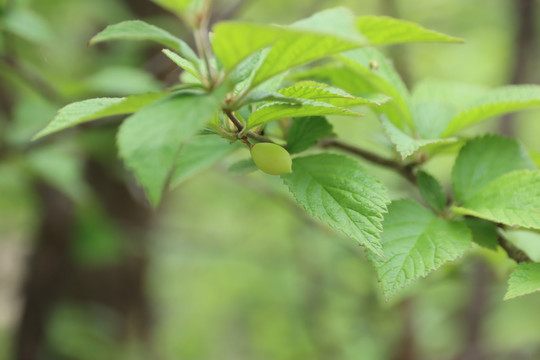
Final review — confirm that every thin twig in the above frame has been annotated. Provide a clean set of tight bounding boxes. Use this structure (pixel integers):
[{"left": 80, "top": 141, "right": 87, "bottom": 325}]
[
  {"left": 319, "top": 138, "right": 418, "bottom": 184},
  {"left": 498, "top": 235, "right": 533, "bottom": 264}
]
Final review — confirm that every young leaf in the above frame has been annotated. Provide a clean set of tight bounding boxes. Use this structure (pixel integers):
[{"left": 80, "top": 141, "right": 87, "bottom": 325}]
[
  {"left": 338, "top": 48, "right": 413, "bottom": 130},
  {"left": 286, "top": 116, "right": 333, "bottom": 154},
  {"left": 117, "top": 93, "right": 220, "bottom": 206},
  {"left": 162, "top": 49, "right": 200, "bottom": 79},
  {"left": 356, "top": 16, "right": 464, "bottom": 45},
  {"left": 90, "top": 20, "right": 199, "bottom": 64},
  {"left": 452, "top": 135, "right": 535, "bottom": 203},
  {"left": 373, "top": 200, "right": 472, "bottom": 300},
  {"left": 380, "top": 115, "right": 457, "bottom": 159},
  {"left": 281, "top": 153, "right": 389, "bottom": 257},
  {"left": 464, "top": 218, "right": 499, "bottom": 250},
  {"left": 417, "top": 171, "right": 446, "bottom": 212},
  {"left": 504, "top": 263, "right": 540, "bottom": 300},
  {"left": 452, "top": 170, "right": 540, "bottom": 230},
  {"left": 34, "top": 93, "right": 166, "bottom": 140},
  {"left": 212, "top": 9, "right": 365, "bottom": 87},
  {"left": 278, "top": 81, "right": 385, "bottom": 108},
  {"left": 170, "top": 135, "right": 241, "bottom": 187},
  {"left": 442, "top": 85, "right": 540, "bottom": 137},
  {"left": 237, "top": 90, "right": 303, "bottom": 108},
  {"left": 247, "top": 100, "right": 361, "bottom": 131}
]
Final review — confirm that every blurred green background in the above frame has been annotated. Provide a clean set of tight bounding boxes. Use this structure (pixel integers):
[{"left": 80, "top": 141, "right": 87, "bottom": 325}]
[{"left": 1, "top": 0, "right": 540, "bottom": 359}]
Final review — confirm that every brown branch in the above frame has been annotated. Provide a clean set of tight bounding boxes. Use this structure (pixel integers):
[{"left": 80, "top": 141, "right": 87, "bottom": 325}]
[
  {"left": 498, "top": 235, "right": 533, "bottom": 264},
  {"left": 319, "top": 138, "right": 418, "bottom": 184}
]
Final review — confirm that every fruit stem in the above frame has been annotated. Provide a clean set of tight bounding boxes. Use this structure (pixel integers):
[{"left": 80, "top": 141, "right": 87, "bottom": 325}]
[{"left": 223, "top": 110, "right": 272, "bottom": 144}]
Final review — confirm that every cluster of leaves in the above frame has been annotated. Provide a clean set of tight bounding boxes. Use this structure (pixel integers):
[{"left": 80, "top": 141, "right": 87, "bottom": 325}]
[{"left": 35, "top": 4, "right": 540, "bottom": 300}]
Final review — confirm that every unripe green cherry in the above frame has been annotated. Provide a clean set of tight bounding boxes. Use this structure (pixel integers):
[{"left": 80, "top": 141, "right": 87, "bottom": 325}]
[{"left": 250, "top": 143, "right": 292, "bottom": 175}]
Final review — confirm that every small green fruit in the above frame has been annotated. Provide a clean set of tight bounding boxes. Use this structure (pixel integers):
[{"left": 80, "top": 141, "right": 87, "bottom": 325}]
[{"left": 250, "top": 143, "right": 292, "bottom": 175}]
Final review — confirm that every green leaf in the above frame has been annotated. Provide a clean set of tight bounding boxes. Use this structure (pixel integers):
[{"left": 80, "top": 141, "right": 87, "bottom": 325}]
[
  {"left": 90, "top": 20, "right": 199, "bottom": 64},
  {"left": 338, "top": 48, "right": 413, "bottom": 130},
  {"left": 412, "top": 79, "right": 488, "bottom": 138},
  {"left": 452, "top": 170, "right": 540, "bottom": 230},
  {"left": 286, "top": 116, "right": 333, "bottom": 154},
  {"left": 238, "top": 90, "right": 303, "bottom": 108},
  {"left": 34, "top": 93, "right": 165, "bottom": 140},
  {"left": 162, "top": 49, "right": 200, "bottom": 79},
  {"left": 464, "top": 218, "right": 499, "bottom": 250},
  {"left": 442, "top": 85, "right": 540, "bottom": 137},
  {"left": 278, "top": 81, "right": 385, "bottom": 108},
  {"left": 212, "top": 8, "right": 365, "bottom": 88},
  {"left": 356, "top": 16, "right": 463, "bottom": 45},
  {"left": 452, "top": 135, "right": 535, "bottom": 203},
  {"left": 247, "top": 100, "right": 360, "bottom": 130},
  {"left": 504, "top": 263, "right": 540, "bottom": 300},
  {"left": 373, "top": 200, "right": 472, "bottom": 299},
  {"left": 281, "top": 153, "right": 389, "bottom": 257},
  {"left": 228, "top": 158, "right": 258, "bottom": 174},
  {"left": 380, "top": 115, "right": 457, "bottom": 159},
  {"left": 170, "top": 135, "right": 241, "bottom": 186},
  {"left": 228, "top": 50, "right": 264, "bottom": 85},
  {"left": 292, "top": 7, "right": 359, "bottom": 37},
  {"left": 117, "top": 93, "right": 220, "bottom": 205},
  {"left": 417, "top": 171, "right": 446, "bottom": 212}
]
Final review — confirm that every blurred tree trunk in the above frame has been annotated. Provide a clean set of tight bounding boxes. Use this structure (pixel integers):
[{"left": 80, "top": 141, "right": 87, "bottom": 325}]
[
  {"left": 453, "top": 258, "right": 492, "bottom": 360},
  {"left": 14, "top": 157, "right": 155, "bottom": 360},
  {"left": 500, "top": 0, "right": 538, "bottom": 136},
  {"left": 14, "top": 183, "right": 75, "bottom": 360}
]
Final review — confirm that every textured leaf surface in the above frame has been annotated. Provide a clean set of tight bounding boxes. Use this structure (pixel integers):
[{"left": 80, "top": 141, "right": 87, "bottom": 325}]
[
  {"left": 117, "top": 93, "right": 219, "bottom": 205},
  {"left": 442, "top": 85, "right": 540, "bottom": 137},
  {"left": 247, "top": 100, "right": 360, "bottom": 130},
  {"left": 417, "top": 171, "right": 446, "bottom": 212},
  {"left": 505, "top": 263, "right": 540, "bottom": 300},
  {"left": 286, "top": 116, "right": 333, "bottom": 154},
  {"left": 278, "top": 81, "right": 384, "bottom": 108},
  {"left": 34, "top": 94, "right": 165, "bottom": 139},
  {"left": 452, "top": 170, "right": 540, "bottom": 230},
  {"left": 90, "top": 20, "right": 198, "bottom": 64},
  {"left": 357, "top": 16, "right": 463, "bottom": 45},
  {"left": 281, "top": 153, "right": 389, "bottom": 257},
  {"left": 171, "top": 135, "right": 241, "bottom": 186},
  {"left": 452, "top": 135, "right": 535, "bottom": 203},
  {"left": 373, "top": 200, "right": 472, "bottom": 299}
]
